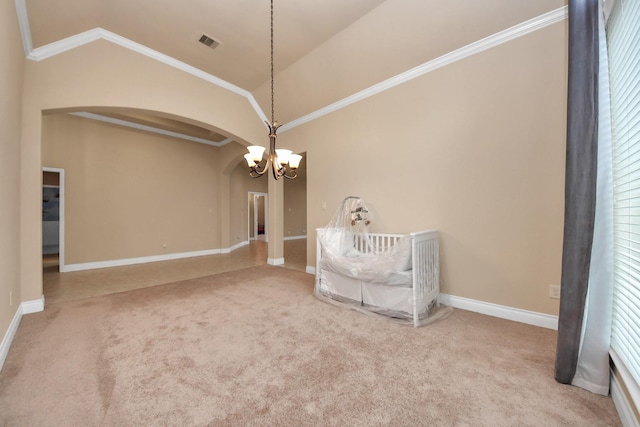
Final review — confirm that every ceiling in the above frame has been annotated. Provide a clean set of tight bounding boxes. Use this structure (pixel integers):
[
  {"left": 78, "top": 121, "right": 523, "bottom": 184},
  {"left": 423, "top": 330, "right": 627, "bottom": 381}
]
[
  {"left": 26, "top": 0, "right": 387, "bottom": 91},
  {"left": 23, "top": 0, "right": 566, "bottom": 145}
]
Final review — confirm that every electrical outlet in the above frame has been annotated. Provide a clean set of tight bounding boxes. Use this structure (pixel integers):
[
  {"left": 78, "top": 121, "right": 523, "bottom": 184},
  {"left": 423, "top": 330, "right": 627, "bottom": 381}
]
[{"left": 549, "top": 284, "right": 561, "bottom": 299}]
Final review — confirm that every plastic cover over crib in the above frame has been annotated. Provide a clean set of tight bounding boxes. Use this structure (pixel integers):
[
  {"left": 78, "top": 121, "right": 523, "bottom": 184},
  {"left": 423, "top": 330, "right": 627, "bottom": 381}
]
[
  {"left": 317, "top": 197, "right": 410, "bottom": 282},
  {"left": 315, "top": 196, "right": 451, "bottom": 326}
]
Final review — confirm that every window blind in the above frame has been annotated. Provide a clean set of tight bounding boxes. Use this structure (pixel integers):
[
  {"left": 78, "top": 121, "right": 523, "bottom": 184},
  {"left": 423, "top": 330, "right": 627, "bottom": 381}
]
[{"left": 609, "top": 0, "right": 640, "bottom": 393}]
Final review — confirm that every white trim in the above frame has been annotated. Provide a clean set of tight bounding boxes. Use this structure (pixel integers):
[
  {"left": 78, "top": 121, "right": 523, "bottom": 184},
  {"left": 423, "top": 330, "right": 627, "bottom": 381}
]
[
  {"left": 279, "top": 6, "right": 568, "bottom": 133},
  {"left": 611, "top": 367, "right": 640, "bottom": 427},
  {"left": 26, "top": 27, "right": 244, "bottom": 96},
  {"left": 284, "top": 235, "right": 307, "bottom": 241},
  {"left": 70, "top": 113, "right": 232, "bottom": 147},
  {"left": 306, "top": 266, "right": 316, "bottom": 275},
  {"left": 248, "top": 95, "right": 269, "bottom": 125},
  {"left": 63, "top": 247, "right": 212, "bottom": 272},
  {"left": 21, "top": 295, "right": 45, "bottom": 314},
  {"left": 14, "top": 0, "right": 33, "bottom": 56},
  {"left": 27, "top": 27, "right": 102, "bottom": 61},
  {"left": 42, "top": 167, "right": 65, "bottom": 270},
  {"left": 220, "top": 240, "right": 250, "bottom": 254},
  {"left": 248, "top": 192, "right": 268, "bottom": 242},
  {"left": 62, "top": 249, "right": 221, "bottom": 272},
  {"left": 0, "top": 296, "right": 45, "bottom": 372},
  {"left": 23, "top": 26, "right": 268, "bottom": 124},
  {"left": 439, "top": 294, "right": 558, "bottom": 330},
  {"left": 610, "top": 349, "right": 640, "bottom": 426},
  {"left": 267, "top": 257, "right": 285, "bottom": 266},
  {"left": 15, "top": 0, "right": 567, "bottom": 136},
  {"left": 0, "top": 307, "right": 22, "bottom": 372},
  {"left": 63, "top": 241, "right": 252, "bottom": 272},
  {"left": 611, "top": 369, "right": 640, "bottom": 427}
]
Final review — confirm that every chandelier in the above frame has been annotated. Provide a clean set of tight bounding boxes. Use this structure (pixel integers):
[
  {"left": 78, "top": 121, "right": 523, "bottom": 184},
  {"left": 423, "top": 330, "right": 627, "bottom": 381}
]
[{"left": 244, "top": 0, "right": 301, "bottom": 180}]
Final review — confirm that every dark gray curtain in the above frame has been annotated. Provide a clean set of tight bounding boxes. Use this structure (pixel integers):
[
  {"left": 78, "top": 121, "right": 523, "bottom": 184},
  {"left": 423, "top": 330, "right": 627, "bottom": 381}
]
[{"left": 555, "top": 0, "right": 599, "bottom": 384}]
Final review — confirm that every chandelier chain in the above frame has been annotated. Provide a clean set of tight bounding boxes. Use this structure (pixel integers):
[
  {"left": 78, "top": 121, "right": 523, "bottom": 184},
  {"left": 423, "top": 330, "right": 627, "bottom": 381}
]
[
  {"left": 270, "top": 0, "right": 275, "bottom": 125},
  {"left": 244, "top": 0, "right": 300, "bottom": 180}
]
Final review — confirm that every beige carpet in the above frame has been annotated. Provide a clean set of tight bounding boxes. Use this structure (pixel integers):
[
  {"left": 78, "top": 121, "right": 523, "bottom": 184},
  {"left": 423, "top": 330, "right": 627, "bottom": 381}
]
[{"left": 1, "top": 266, "right": 620, "bottom": 426}]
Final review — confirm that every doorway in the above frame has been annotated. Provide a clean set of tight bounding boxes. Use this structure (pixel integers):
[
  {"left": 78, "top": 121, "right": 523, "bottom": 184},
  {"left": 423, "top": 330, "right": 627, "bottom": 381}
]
[
  {"left": 42, "top": 167, "right": 65, "bottom": 272},
  {"left": 248, "top": 192, "right": 268, "bottom": 242}
]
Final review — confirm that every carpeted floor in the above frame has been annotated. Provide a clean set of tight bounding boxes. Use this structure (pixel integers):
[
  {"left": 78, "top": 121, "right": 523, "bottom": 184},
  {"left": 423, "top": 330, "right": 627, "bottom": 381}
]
[{"left": 0, "top": 266, "right": 620, "bottom": 426}]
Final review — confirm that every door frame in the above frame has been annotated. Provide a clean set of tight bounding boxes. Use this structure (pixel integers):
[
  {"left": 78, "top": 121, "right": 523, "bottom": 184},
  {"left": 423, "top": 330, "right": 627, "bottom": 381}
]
[
  {"left": 42, "top": 167, "right": 65, "bottom": 271},
  {"left": 248, "top": 192, "right": 268, "bottom": 242}
]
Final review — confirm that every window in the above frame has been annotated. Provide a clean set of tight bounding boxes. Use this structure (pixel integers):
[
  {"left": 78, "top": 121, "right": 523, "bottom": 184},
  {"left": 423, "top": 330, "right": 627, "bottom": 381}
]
[{"left": 609, "top": 0, "right": 640, "bottom": 396}]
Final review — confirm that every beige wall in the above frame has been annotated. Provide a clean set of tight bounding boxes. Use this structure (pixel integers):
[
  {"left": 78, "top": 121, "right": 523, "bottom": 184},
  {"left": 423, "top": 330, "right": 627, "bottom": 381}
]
[
  {"left": 279, "top": 23, "right": 567, "bottom": 315},
  {"left": 284, "top": 155, "right": 307, "bottom": 238},
  {"left": 229, "top": 161, "right": 268, "bottom": 246},
  {"left": 10, "top": 3, "right": 567, "bottom": 323},
  {"left": 20, "top": 40, "right": 266, "bottom": 300},
  {"left": 252, "top": 0, "right": 566, "bottom": 125},
  {"left": 228, "top": 158, "right": 305, "bottom": 245},
  {"left": 41, "top": 113, "right": 234, "bottom": 264},
  {"left": 0, "top": 0, "right": 25, "bottom": 341}
]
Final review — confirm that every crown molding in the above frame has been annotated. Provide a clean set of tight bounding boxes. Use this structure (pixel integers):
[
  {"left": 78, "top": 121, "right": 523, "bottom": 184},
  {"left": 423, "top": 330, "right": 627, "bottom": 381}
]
[
  {"left": 280, "top": 6, "right": 567, "bottom": 133},
  {"left": 26, "top": 27, "right": 250, "bottom": 98},
  {"left": 70, "top": 112, "right": 232, "bottom": 147},
  {"left": 15, "top": 0, "right": 566, "bottom": 136},
  {"left": 17, "top": 10, "right": 269, "bottom": 128},
  {"left": 26, "top": 27, "right": 102, "bottom": 61},
  {"left": 14, "top": 0, "right": 32, "bottom": 56},
  {"left": 27, "top": 27, "right": 255, "bottom": 100}
]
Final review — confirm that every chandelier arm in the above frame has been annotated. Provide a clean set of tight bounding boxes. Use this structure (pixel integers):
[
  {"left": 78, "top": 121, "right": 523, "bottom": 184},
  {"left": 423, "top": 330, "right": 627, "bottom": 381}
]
[
  {"left": 271, "top": 163, "right": 285, "bottom": 180},
  {"left": 283, "top": 168, "right": 298, "bottom": 179},
  {"left": 249, "top": 160, "right": 270, "bottom": 178},
  {"left": 267, "top": 149, "right": 281, "bottom": 180}
]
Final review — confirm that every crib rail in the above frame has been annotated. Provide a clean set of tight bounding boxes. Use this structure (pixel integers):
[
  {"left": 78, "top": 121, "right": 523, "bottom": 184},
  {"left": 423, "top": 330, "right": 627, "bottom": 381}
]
[
  {"left": 352, "top": 233, "right": 405, "bottom": 254},
  {"left": 411, "top": 230, "right": 440, "bottom": 327},
  {"left": 315, "top": 228, "right": 439, "bottom": 327}
]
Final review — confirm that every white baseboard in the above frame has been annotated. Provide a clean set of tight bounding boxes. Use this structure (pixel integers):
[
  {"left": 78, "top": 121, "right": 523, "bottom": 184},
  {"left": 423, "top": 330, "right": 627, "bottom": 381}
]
[
  {"left": 611, "top": 367, "right": 640, "bottom": 427},
  {"left": 0, "top": 296, "right": 45, "bottom": 372},
  {"left": 220, "top": 241, "right": 249, "bottom": 254},
  {"left": 267, "top": 258, "right": 285, "bottom": 266},
  {"left": 0, "top": 308, "right": 22, "bottom": 373},
  {"left": 439, "top": 294, "right": 558, "bottom": 330},
  {"left": 62, "top": 242, "right": 250, "bottom": 272},
  {"left": 284, "top": 235, "right": 307, "bottom": 241},
  {"left": 306, "top": 266, "right": 316, "bottom": 275},
  {"left": 21, "top": 295, "right": 45, "bottom": 314}
]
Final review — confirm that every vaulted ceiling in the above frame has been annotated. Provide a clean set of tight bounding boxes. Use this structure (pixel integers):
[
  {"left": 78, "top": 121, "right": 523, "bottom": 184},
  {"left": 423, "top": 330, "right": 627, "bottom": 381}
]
[
  {"left": 25, "top": 0, "right": 387, "bottom": 91},
  {"left": 22, "top": 0, "right": 567, "bottom": 144}
]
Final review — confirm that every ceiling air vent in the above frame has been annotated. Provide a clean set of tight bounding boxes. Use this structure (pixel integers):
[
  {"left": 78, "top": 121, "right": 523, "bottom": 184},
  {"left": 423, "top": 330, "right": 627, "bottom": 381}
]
[{"left": 198, "top": 34, "right": 220, "bottom": 50}]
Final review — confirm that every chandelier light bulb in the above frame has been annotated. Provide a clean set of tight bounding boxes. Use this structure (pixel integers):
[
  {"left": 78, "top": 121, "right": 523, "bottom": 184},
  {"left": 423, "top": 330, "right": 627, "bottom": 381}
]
[
  {"left": 247, "top": 145, "right": 266, "bottom": 163},
  {"left": 289, "top": 154, "right": 302, "bottom": 169}
]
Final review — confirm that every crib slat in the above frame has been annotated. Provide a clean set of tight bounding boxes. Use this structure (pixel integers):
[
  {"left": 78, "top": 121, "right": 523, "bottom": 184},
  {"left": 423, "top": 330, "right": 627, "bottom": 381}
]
[{"left": 316, "top": 229, "right": 439, "bottom": 327}]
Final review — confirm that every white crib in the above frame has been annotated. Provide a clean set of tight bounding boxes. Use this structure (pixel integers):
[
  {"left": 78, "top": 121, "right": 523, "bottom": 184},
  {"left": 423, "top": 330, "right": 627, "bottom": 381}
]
[{"left": 315, "top": 229, "right": 440, "bottom": 327}]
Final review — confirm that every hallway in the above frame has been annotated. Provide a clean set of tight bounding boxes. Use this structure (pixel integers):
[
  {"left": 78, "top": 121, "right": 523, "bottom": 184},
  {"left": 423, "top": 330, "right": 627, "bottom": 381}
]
[{"left": 43, "top": 239, "right": 307, "bottom": 304}]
